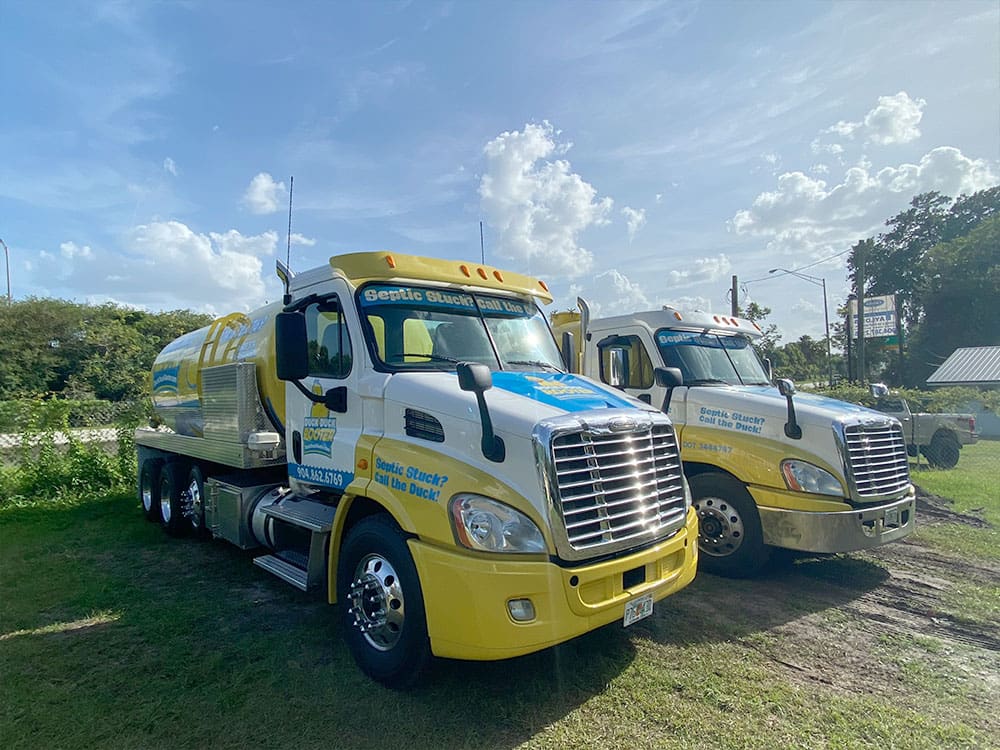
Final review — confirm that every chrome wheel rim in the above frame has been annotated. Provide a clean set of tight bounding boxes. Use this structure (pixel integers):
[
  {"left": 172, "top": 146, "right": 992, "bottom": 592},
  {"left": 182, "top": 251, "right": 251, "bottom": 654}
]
[
  {"left": 694, "top": 495, "right": 744, "bottom": 557},
  {"left": 141, "top": 472, "right": 154, "bottom": 513},
  {"left": 349, "top": 554, "right": 405, "bottom": 651},
  {"left": 186, "top": 479, "right": 202, "bottom": 528},
  {"left": 160, "top": 478, "right": 172, "bottom": 524}
]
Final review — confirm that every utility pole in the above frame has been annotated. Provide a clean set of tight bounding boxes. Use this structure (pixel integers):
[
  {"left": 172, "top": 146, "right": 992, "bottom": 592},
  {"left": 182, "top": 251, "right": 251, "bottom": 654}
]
[
  {"left": 731, "top": 275, "right": 738, "bottom": 316},
  {"left": 856, "top": 241, "right": 867, "bottom": 385}
]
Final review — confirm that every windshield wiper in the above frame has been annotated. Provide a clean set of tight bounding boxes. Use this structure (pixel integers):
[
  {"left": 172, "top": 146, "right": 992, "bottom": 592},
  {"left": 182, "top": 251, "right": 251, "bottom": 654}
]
[
  {"left": 685, "top": 378, "right": 730, "bottom": 386},
  {"left": 387, "top": 352, "right": 459, "bottom": 364},
  {"left": 506, "top": 359, "right": 561, "bottom": 371}
]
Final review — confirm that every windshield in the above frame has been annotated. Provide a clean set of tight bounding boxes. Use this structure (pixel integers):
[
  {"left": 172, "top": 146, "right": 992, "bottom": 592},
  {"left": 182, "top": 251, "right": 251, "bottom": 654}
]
[
  {"left": 655, "top": 330, "right": 771, "bottom": 386},
  {"left": 358, "top": 283, "right": 564, "bottom": 372}
]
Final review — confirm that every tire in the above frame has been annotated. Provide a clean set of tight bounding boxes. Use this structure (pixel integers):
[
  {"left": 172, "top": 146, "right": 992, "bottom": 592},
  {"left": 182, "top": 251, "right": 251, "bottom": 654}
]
[
  {"left": 139, "top": 458, "right": 163, "bottom": 522},
  {"left": 158, "top": 461, "right": 190, "bottom": 537},
  {"left": 924, "top": 432, "right": 960, "bottom": 469},
  {"left": 337, "top": 515, "right": 431, "bottom": 688},
  {"left": 186, "top": 464, "right": 209, "bottom": 539},
  {"left": 689, "top": 473, "right": 770, "bottom": 578}
]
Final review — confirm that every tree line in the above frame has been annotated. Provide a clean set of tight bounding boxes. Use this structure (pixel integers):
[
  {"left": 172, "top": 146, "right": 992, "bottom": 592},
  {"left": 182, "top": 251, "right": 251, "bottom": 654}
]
[
  {"left": 0, "top": 300, "right": 212, "bottom": 402},
  {"left": 752, "top": 186, "right": 999, "bottom": 386}
]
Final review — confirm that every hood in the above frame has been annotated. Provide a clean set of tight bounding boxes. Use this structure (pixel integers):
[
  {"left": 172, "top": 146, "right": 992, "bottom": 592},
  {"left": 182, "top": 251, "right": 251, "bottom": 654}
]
[
  {"left": 685, "top": 385, "right": 892, "bottom": 431},
  {"left": 384, "top": 370, "right": 649, "bottom": 438}
]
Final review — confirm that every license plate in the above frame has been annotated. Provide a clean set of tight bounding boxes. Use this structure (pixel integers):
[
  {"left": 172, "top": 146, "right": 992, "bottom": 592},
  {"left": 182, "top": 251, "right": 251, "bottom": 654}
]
[
  {"left": 884, "top": 507, "right": 900, "bottom": 528},
  {"left": 623, "top": 593, "right": 654, "bottom": 627}
]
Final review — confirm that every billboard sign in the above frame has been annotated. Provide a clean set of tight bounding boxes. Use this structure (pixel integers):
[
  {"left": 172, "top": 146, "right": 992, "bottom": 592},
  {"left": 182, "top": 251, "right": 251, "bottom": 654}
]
[{"left": 849, "top": 295, "right": 897, "bottom": 339}]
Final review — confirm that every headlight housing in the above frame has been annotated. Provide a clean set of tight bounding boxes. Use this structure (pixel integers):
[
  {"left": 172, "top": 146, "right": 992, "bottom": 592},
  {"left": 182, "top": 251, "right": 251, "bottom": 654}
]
[
  {"left": 449, "top": 494, "right": 546, "bottom": 553},
  {"left": 780, "top": 460, "right": 844, "bottom": 496}
]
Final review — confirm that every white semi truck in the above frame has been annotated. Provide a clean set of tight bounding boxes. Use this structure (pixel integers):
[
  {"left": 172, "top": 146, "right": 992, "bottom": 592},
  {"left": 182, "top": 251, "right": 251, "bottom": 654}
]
[
  {"left": 553, "top": 302, "right": 916, "bottom": 577},
  {"left": 135, "top": 252, "right": 699, "bottom": 686}
]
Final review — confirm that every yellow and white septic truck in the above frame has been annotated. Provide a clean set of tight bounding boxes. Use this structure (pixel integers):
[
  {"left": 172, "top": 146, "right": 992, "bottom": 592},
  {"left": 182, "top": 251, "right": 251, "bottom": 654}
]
[
  {"left": 136, "top": 252, "right": 698, "bottom": 686},
  {"left": 553, "top": 301, "right": 916, "bottom": 578}
]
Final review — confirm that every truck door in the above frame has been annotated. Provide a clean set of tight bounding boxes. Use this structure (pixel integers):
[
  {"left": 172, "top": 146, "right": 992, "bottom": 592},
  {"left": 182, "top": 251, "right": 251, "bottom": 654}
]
[
  {"left": 285, "top": 294, "right": 363, "bottom": 493},
  {"left": 594, "top": 330, "right": 659, "bottom": 403}
]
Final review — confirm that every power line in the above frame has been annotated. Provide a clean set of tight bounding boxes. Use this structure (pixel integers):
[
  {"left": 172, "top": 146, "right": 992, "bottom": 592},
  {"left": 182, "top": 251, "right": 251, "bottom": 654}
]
[{"left": 742, "top": 246, "right": 853, "bottom": 285}]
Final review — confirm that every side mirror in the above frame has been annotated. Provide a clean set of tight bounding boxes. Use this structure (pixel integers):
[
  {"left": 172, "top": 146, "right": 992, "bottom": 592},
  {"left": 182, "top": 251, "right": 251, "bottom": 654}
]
[
  {"left": 607, "top": 347, "right": 629, "bottom": 389},
  {"left": 275, "top": 311, "right": 308, "bottom": 381},
  {"left": 763, "top": 357, "right": 773, "bottom": 382},
  {"left": 456, "top": 362, "right": 503, "bottom": 463},
  {"left": 776, "top": 378, "right": 796, "bottom": 397},
  {"left": 870, "top": 382, "right": 889, "bottom": 399},
  {"left": 776, "top": 378, "right": 801, "bottom": 439},
  {"left": 654, "top": 367, "right": 683, "bottom": 388},
  {"left": 561, "top": 331, "right": 575, "bottom": 373},
  {"left": 457, "top": 362, "right": 493, "bottom": 392}
]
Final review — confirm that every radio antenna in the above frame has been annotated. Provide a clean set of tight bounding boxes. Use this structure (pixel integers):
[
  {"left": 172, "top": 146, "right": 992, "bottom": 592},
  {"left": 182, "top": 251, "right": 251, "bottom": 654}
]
[
  {"left": 479, "top": 220, "right": 485, "bottom": 264},
  {"left": 285, "top": 175, "right": 294, "bottom": 270}
]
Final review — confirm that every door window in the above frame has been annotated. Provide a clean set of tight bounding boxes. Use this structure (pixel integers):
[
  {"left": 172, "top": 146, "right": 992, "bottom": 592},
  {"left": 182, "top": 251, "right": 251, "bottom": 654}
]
[
  {"left": 305, "top": 298, "right": 352, "bottom": 378},
  {"left": 597, "top": 335, "right": 654, "bottom": 389}
]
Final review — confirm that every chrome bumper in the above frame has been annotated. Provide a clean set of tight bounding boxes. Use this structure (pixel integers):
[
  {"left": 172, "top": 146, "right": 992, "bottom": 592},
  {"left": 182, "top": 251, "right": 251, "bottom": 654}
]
[{"left": 758, "top": 490, "right": 916, "bottom": 553}]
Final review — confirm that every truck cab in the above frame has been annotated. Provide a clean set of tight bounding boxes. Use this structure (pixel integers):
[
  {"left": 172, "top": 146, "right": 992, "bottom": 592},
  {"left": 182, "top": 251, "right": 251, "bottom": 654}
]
[{"left": 553, "top": 303, "right": 916, "bottom": 577}]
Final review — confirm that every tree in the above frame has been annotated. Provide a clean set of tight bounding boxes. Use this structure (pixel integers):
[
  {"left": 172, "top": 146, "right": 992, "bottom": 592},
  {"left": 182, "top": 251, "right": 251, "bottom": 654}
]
[{"left": 740, "top": 301, "right": 780, "bottom": 361}]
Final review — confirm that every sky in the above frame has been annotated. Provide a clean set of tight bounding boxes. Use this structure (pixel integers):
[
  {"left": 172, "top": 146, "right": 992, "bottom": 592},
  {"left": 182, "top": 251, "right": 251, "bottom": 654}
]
[{"left": 2, "top": 0, "right": 998, "bottom": 346}]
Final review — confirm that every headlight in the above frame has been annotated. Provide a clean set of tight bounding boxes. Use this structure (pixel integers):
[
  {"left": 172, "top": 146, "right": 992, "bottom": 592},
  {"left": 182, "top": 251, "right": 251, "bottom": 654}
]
[
  {"left": 449, "top": 494, "right": 546, "bottom": 553},
  {"left": 780, "top": 460, "right": 844, "bottom": 496}
]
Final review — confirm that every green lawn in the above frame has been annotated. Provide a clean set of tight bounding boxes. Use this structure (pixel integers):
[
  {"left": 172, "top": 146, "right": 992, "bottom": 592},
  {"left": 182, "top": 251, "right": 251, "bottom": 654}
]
[{"left": 2, "top": 452, "right": 998, "bottom": 749}]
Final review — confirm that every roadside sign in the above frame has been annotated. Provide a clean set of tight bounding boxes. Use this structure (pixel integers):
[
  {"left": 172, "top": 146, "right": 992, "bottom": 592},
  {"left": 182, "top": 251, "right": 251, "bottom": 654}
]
[{"left": 849, "top": 296, "right": 897, "bottom": 339}]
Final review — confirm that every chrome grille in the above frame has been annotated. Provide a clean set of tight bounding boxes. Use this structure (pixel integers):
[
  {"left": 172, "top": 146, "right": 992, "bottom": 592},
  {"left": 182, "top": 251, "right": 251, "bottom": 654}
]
[
  {"left": 844, "top": 421, "right": 910, "bottom": 498},
  {"left": 541, "top": 413, "right": 687, "bottom": 560}
]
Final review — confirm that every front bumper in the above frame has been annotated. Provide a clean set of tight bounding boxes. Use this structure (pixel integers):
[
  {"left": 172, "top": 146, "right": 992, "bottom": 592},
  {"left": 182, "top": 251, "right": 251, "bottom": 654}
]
[
  {"left": 410, "top": 507, "right": 699, "bottom": 661},
  {"left": 754, "top": 486, "right": 916, "bottom": 553}
]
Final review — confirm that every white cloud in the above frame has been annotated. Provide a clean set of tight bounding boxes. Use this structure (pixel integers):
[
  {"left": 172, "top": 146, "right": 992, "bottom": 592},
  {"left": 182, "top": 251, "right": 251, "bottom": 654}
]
[
  {"left": 812, "top": 91, "right": 927, "bottom": 154},
  {"left": 242, "top": 172, "right": 286, "bottom": 215},
  {"left": 60, "top": 241, "right": 93, "bottom": 260},
  {"left": 568, "top": 269, "right": 654, "bottom": 318},
  {"left": 290, "top": 232, "right": 316, "bottom": 246},
  {"left": 668, "top": 254, "right": 732, "bottom": 286},
  {"left": 163, "top": 157, "right": 177, "bottom": 176},
  {"left": 860, "top": 91, "right": 927, "bottom": 145},
  {"left": 621, "top": 206, "right": 646, "bottom": 241},
  {"left": 479, "top": 121, "right": 613, "bottom": 278},
  {"left": 732, "top": 146, "right": 998, "bottom": 261},
  {"left": 38, "top": 222, "right": 280, "bottom": 313}
]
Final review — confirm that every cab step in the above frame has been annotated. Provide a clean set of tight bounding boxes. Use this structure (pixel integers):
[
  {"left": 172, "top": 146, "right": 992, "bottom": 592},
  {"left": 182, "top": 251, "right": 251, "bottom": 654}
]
[
  {"left": 260, "top": 498, "right": 335, "bottom": 532},
  {"left": 253, "top": 554, "right": 309, "bottom": 591}
]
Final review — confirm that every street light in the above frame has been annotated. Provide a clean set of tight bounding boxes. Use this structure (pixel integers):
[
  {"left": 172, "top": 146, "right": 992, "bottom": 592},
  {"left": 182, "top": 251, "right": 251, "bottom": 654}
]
[
  {"left": 0, "top": 238, "right": 9, "bottom": 302},
  {"left": 769, "top": 267, "right": 833, "bottom": 387}
]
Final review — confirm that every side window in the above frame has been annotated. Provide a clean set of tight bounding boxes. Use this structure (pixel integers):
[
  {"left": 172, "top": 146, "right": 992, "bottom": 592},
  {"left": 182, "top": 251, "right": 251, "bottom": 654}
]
[
  {"left": 306, "top": 298, "right": 352, "bottom": 378},
  {"left": 597, "top": 335, "right": 654, "bottom": 389}
]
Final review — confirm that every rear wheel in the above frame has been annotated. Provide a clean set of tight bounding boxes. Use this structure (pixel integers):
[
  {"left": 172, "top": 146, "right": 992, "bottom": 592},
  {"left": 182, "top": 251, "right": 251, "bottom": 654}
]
[
  {"left": 337, "top": 515, "right": 430, "bottom": 688},
  {"left": 690, "top": 473, "right": 770, "bottom": 578},
  {"left": 138, "top": 459, "right": 163, "bottom": 522},
  {"left": 923, "top": 432, "right": 960, "bottom": 469},
  {"left": 159, "top": 462, "right": 190, "bottom": 537},
  {"left": 186, "top": 464, "right": 209, "bottom": 538}
]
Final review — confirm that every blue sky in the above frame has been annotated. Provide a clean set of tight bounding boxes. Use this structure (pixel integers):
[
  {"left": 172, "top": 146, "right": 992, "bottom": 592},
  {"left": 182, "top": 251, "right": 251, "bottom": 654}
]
[{"left": 2, "top": 0, "right": 997, "bottom": 344}]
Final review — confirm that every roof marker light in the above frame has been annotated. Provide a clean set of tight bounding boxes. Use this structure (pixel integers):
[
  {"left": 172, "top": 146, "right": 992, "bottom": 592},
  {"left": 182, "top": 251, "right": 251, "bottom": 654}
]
[
  {"left": 538, "top": 279, "right": 549, "bottom": 292},
  {"left": 477, "top": 267, "right": 488, "bottom": 279},
  {"left": 460, "top": 264, "right": 471, "bottom": 277},
  {"left": 493, "top": 270, "right": 504, "bottom": 282},
  {"left": 673, "top": 311, "right": 683, "bottom": 321},
  {"left": 385, "top": 255, "right": 396, "bottom": 269}
]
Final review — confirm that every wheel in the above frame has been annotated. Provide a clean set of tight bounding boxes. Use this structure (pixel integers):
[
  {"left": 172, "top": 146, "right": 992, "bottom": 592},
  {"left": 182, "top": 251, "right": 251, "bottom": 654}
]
[
  {"left": 158, "top": 461, "right": 190, "bottom": 537},
  {"left": 689, "top": 473, "right": 770, "bottom": 578},
  {"left": 185, "top": 464, "right": 209, "bottom": 538},
  {"left": 923, "top": 432, "right": 960, "bottom": 469},
  {"left": 337, "top": 515, "right": 431, "bottom": 688},
  {"left": 139, "top": 458, "right": 163, "bottom": 522}
]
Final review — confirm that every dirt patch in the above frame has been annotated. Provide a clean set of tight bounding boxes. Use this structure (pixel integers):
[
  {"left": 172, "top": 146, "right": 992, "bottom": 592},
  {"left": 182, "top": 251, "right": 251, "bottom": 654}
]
[
  {"left": 914, "top": 484, "right": 991, "bottom": 528},
  {"left": 651, "top": 495, "right": 1000, "bottom": 733}
]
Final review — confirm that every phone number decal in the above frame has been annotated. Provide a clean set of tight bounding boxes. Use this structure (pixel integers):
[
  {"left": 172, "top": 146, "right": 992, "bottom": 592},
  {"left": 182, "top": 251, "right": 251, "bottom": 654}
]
[{"left": 289, "top": 463, "right": 355, "bottom": 489}]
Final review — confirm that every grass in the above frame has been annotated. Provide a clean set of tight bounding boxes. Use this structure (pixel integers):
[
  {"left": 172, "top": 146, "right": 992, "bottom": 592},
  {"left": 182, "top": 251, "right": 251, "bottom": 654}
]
[
  {"left": 2, "top": 481, "right": 997, "bottom": 749},
  {"left": 910, "top": 440, "right": 1000, "bottom": 562}
]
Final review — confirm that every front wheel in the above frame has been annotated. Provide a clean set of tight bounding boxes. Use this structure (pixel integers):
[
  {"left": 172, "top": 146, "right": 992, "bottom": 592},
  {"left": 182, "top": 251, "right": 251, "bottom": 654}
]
[
  {"left": 923, "top": 432, "right": 960, "bottom": 469},
  {"left": 337, "top": 515, "right": 431, "bottom": 688},
  {"left": 689, "top": 473, "right": 770, "bottom": 578}
]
